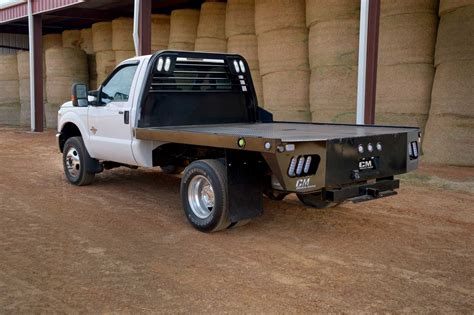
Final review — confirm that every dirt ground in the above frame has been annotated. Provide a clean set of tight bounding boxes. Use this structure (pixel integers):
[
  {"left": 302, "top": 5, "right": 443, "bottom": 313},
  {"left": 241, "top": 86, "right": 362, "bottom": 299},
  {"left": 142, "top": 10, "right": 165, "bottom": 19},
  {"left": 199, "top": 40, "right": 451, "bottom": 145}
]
[{"left": 0, "top": 126, "right": 473, "bottom": 313}]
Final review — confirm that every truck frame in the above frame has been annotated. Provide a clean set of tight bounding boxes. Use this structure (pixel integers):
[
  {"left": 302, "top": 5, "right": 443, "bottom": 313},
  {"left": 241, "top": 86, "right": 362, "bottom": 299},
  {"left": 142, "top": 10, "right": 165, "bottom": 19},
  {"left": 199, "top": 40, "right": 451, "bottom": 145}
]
[{"left": 57, "top": 50, "right": 420, "bottom": 232}]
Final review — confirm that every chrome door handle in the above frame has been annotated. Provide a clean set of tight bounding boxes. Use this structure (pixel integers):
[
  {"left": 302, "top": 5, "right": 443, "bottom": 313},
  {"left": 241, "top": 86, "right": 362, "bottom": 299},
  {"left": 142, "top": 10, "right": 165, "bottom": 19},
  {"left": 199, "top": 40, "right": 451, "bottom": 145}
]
[{"left": 118, "top": 111, "right": 124, "bottom": 114}]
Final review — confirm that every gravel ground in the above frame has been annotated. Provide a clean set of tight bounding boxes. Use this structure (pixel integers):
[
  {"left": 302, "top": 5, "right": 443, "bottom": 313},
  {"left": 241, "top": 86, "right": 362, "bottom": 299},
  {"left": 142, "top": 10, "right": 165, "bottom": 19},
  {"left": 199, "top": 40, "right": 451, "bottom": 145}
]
[{"left": 0, "top": 126, "right": 473, "bottom": 313}]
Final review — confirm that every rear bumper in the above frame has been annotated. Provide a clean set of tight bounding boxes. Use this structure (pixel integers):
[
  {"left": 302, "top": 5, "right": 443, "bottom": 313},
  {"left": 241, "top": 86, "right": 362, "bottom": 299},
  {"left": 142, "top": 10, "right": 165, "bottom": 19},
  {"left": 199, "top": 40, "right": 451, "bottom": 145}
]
[{"left": 325, "top": 178, "right": 399, "bottom": 203}]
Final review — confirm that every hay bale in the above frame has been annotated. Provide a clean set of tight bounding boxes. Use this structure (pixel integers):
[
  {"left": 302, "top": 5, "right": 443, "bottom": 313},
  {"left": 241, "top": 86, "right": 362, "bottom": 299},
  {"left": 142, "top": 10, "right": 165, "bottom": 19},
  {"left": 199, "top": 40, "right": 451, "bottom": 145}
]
[
  {"left": 422, "top": 115, "right": 474, "bottom": 165},
  {"left": 0, "top": 54, "right": 19, "bottom": 81},
  {"left": 80, "top": 28, "right": 94, "bottom": 54},
  {"left": 87, "top": 54, "right": 97, "bottom": 80},
  {"left": 439, "top": 0, "right": 474, "bottom": 16},
  {"left": 251, "top": 69, "right": 263, "bottom": 105},
  {"left": 43, "top": 34, "right": 62, "bottom": 51},
  {"left": 435, "top": 6, "right": 474, "bottom": 66},
  {"left": 311, "top": 109, "right": 356, "bottom": 123},
  {"left": 308, "top": 19, "right": 359, "bottom": 68},
  {"left": 112, "top": 18, "right": 134, "bottom": 51},
  {"left": 257, "top": 27, "right": 309, "bottom": 75},
  {"left": 429, "top": 60, "right": 474, "bottom": 117},
  {"left": 0, "top": 80, "right": 20, "bottom": 106},
  {"left": 45, "top": 48, "right": 89, "bottom": 104},
  {"left": 380, "top": 0, "right": 438, "bottom": 17},
  {"left": 254, "top": 0, "right": 305, "bottom": 35},
  {"left": 379, "top": 13, "right": 437, "bottom": 66},
  {"left": 225, "top": 0, "right": 255, "bottom": 38},
  {"left": 92, "top": 22, "right": 113, "bottom": 52},
  {"left": 271, "top": 110, "right": 311, "bottom": 122},
  {"left": 375, "top": 113, "right": 428, "bottom": 130},
  {"left": 115, "top": 50, "right": 136, "bottom": 64},
  {"left": 0, "top": 103, "right": 20, "bottom": 126},
  {"left": 309, "top": 66, "right": 357, "bottom": 114},
  {"left": 62, "top": 29, "right": 81, "bottom": 48},
  {"left": 151, "top": 14, "right": 170, "bottom": 52},
  {"left": 194, "top": 38, "right": 227, "bottom": 52},
  {"left": 306, "top": 0, "right": 360, "bottom": 27},
  {"left": 197, "top": 2, "right": 226, "bottom": 39},
  {"left": 376, "top": 64, "right": 434, "bottom": 115},
  {"left": 227, "top": 34, "right": 259, "bottom": 69},
  {"left": 262, "top": 70, "right": 310, "bottom": 112},
  {"left": 96, "top": 50, "right": 116, "bottom": 86},
  {"left": 169, "top": 9, "right": 200, "bottom": 49}
]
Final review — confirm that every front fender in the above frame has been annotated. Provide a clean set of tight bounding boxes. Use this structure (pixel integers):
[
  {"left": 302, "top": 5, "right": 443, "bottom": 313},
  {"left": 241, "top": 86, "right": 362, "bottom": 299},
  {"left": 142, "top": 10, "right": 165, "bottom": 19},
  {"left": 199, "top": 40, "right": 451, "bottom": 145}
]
[{"left": 58, "top": 108, "right": 96, "bottom": 158}]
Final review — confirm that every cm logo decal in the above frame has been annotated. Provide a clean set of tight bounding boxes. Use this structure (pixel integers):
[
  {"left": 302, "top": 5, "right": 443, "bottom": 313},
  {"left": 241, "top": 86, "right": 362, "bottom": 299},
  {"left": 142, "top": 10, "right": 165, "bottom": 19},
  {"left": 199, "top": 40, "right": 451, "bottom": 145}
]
[
  {"left": 296, "top": 177, "right": 312, "bottom": 190},
  {"left": 359, "top": 160, "right": 374, "bottom": 170}
]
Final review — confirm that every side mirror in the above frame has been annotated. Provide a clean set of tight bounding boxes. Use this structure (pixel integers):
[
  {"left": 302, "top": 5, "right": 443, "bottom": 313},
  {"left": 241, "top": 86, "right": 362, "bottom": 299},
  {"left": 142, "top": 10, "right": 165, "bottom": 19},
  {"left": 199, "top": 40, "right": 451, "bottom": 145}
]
[
  {"left": 88, "top": 89, "right": 99, "bottom": 106},
  {"left": 72, "top": 83, "right": 89, "bottom": 107}
]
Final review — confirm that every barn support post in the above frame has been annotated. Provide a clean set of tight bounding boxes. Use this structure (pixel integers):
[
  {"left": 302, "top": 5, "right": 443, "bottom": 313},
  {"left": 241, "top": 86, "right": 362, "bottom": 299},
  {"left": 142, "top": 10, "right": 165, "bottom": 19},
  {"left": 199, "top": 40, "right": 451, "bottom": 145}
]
[{"left": 138, "top": 0, "right": 151, "bottom": 55}]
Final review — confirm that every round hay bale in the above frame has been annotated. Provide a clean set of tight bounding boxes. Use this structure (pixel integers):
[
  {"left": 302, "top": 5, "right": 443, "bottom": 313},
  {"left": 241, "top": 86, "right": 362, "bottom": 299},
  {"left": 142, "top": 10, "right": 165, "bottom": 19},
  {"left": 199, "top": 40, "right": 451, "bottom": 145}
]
[
  {"left": 0, "top": 103, "right": 20, "bottom": 126},
  {"left": 251, "top": 69, "right": 263, "bottom": 105},
  {"left": 43, "top": 34, "right": 62, "bottom": 51},
  {"left": 311, "top": 109, "right": 356, "bottom": 123},
  {"left": 0, "top": 54, "right": 18, "bottom": 81},
  {"left": 46, "top": 75, "right": 88, "bottom": 105},
  {"left": 422, "top": 115, "right": 474, "bottom": 166},
  {"left": 375, "top": 113, "right": 428, "bottom": 131},
  {"left": 89, "top": 79, "right": 98, "bottom": 90},
  {"left": 96, "top": 50, "right": 116, "bottom": 85},
  {"left": 92, "top": 22, "right": 113, "bottom": 52},
  {"left": 194, "top": 37, "right": 227, "bottom": 52},
  {"left": 376, "top": 64, "right": 434, "bottom": 115},
  {"left": 115, "top": 50, "right": 136, "bottom": 65},
  {"left": 257, "top": 27, "right": 309, "bottom": 75},
  {"left": 308, "top": 19, "right": 359, "bottom": 68},
  {"left": 151, "top": 14, "right": 170, "bottom": 52},
  {"left": 45, "top": 47, "right": 88, "bottom": 78},
  {"left": 435, "top": 6, "right": 474, "bottom": 66},
  {"left": 45, "top": 103, "right": 62, "bottom": 129},
  {"left": 439, "top": 0, "right": 474, "bottom": 15},
  {"left": 62, "top": 29, "right": 81, "bottom": 48},
  {"left": 306, "top": 0, "right": 360, "bottom": 27},
  {"left": 379, "top": 13, "right": 437, "bottom": 66},
  {"left": 87, "top": 54, "right": 97, "bottom": 80},
  {"left": 225, "top": 0, "right": 255, "bottom": 38},
  {"left": 429, "top": 60, "right": 474, "bottom": 117},
  {"left": 0, "top": 80, "right": 19, "bottom": 105},
  {"left": 380, "top": 0, "right": 438, "bottom": 17},
  {"left": 227, "top": 34, "right": 259, "bottom": 69},
  {"left": 112, "top": 18, "right": 134, "bottom": 51},
  {"left": 309, "top": 66, "right": 357, "bottom": 113},
  {"left": 168, "top": 42, "right": 195, "bottom": 51},
  {"left": 16, "top": 51, "right": 30, "bottom": 80},
  {"left": 271, "top": 110, "right": 311, "bottom": 122},
  {"left": 262, "top": 70, "right": 310, "bottom": 112},
  {"left": 255, "top": 0, "right": 305, "bottom": 35},
  {"left": 80, "top": 28, "right": 94, "bottom": 54},
  {"left": 197, "top": 2, "right": 226, "bottom": 39},
  {"left": 169, "top": 9, "right": 200, "bottom": 48}
]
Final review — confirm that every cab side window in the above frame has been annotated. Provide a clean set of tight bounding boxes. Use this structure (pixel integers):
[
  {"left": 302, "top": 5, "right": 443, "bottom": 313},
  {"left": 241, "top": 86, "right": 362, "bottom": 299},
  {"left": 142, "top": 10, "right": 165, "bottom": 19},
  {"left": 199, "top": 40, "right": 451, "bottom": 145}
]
[{"left": 100, "top": 65, "right": 138, "bottom": 105}]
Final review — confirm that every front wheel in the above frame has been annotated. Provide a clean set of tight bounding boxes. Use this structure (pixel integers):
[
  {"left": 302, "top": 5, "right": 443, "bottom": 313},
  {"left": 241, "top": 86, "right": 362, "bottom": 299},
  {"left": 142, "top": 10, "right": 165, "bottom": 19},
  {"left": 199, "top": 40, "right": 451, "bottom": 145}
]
[
  {"left": 180, "top": 159, "right": 231, "bottom": 232},
  {"left": 297, "top": 193, "right": 341, "bottom": 209},
  {"left": 62, "top": 136, "right": 95, "bottom": 186}
]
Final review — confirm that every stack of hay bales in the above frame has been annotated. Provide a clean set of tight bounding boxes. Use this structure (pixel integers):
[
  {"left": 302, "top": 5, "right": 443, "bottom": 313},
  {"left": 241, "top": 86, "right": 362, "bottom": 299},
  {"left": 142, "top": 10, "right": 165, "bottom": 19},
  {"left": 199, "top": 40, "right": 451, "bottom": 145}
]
[
  {"left": 195, "top": 2, "right": 227, "bottom": 52},
  {"left": 62, "top": 30, "right": 81, "bottom": 48},
  {"left": 306, "top": 0, "right": 360, "bottom": 123},
  {"left": 423, "top": 2, "right": 474, "bottom": 165},
  {"left": 168, "top": 9, "right": 200, "bottom": 50},
  {"left": 255, "top": 0, "right": 310, "bottom": 121},
  {"left": 43, "top": 34, "right": 62, "bottom": 51},
  {"left": 112, "top": 17, "right": 136, "bottom": 64},
  {"left": 80, "top": 28, "right": 98, "bottom": 89},
  {"left": 16, "top": 51, "right": 47, "bottom": 127},
  {"left": 376, "top": 0, "right": 438, "bottom": 133},
  {"left": 45, "top": 48, "right": 88, "bottom": 128},
  {"left": 226, "top": 0, "right": 263, "bottom": 105},
  {"left": 151, "top": 14, "right": 170, "bottom": 52},
  {"left": 92, "top": 21, "right": 115, "bottom": 87},
  {"left": 0, "top": 55, "right": 20, "bottom": 126}
]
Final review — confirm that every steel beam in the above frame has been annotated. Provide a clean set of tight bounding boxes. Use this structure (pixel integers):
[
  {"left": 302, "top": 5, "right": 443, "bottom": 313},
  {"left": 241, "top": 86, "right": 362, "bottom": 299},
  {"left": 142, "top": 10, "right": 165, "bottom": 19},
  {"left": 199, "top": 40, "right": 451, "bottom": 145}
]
[
  {"left": 33, "top": 14, "right": 44, "bottom": 132},
  {"left": 138, "top": 0, "right": 151, "bottom": 55},
  {"left": 364, "top": 0, "right": 380, "bottom": 125}
]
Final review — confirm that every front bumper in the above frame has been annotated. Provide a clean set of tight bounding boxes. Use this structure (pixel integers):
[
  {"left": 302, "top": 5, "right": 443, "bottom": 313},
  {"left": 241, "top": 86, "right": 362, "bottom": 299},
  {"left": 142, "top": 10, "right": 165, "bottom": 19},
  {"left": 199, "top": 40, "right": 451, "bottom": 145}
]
[{"left": 325, "top": 178, "right": 399, "bottom": 203}]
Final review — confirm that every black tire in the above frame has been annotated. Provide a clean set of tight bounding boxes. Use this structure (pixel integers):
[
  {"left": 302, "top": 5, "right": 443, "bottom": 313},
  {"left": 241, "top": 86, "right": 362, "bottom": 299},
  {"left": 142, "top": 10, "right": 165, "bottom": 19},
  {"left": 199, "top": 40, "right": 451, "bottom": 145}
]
[
  {"left": 297, "top": 193, "right": 341, "bottom": 209},
  {"left": 180, "top": 159, "right": 231, "bottom": 232},
  {"left": 161, "top": 165, "right": 184, "bottom": 175},
  {"left": 62, "top": 136, "right": 95, "bottom": 186}
]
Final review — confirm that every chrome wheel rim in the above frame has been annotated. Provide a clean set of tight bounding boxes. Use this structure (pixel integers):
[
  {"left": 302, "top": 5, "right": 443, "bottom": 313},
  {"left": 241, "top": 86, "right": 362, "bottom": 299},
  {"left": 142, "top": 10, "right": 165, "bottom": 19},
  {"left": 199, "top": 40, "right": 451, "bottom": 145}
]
[
  {"left": 188, "top": 175, "right": 215, "bottom": 219},
  {"left": 65, "top": 146, "right": 81, "bottom": 178}
]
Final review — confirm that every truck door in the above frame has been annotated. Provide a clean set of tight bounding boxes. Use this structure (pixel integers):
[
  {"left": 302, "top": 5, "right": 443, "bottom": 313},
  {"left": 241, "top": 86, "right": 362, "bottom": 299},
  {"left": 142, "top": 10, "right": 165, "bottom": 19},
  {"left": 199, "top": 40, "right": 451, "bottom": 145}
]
[{"left": 87, "top": 63, "right": 140, "bottom": 165}]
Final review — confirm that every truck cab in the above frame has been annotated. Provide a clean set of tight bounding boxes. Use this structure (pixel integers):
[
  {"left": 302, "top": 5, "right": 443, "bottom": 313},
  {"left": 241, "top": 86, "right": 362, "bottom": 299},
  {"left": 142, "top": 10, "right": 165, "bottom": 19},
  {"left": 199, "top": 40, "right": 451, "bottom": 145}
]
[{"left": 57, "top": 50, "right": 420, "bottom": 232}]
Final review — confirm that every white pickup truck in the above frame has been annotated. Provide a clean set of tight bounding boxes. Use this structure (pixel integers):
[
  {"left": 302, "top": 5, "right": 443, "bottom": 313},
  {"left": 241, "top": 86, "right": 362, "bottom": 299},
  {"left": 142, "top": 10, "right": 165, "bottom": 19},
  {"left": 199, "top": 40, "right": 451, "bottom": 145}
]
[{"left": 57, "top": 50, "right": 420, "bottom": 232}]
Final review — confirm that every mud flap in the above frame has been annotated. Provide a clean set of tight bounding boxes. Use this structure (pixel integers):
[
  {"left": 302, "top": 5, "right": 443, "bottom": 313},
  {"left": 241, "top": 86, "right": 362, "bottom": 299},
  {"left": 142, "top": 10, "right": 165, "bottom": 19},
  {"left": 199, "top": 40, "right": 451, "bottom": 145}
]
[{"left": 226, "top": 150, "right": 263, "bottom": 222}]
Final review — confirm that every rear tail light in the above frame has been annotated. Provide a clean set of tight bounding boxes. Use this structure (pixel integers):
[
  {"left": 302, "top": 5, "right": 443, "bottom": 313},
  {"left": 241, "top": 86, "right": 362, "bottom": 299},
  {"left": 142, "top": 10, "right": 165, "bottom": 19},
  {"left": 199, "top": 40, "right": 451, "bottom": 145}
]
[
  {"left": 287, "top": 155, "right": 320, "bottom": 177},
  {"left": 409, "top": 141, "right": 419, "bottom": 159}
]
